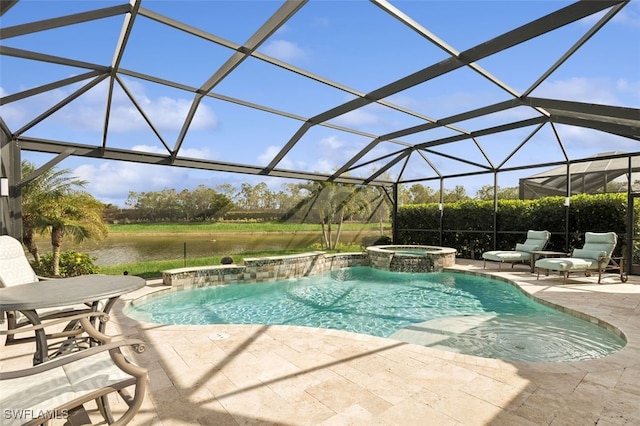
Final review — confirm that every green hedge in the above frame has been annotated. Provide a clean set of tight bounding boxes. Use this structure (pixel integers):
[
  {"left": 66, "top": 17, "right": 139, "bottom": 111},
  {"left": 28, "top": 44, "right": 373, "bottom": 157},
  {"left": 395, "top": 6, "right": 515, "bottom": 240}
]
[{"left": 396, "top": 193, "right": 627, "bottom": 259}]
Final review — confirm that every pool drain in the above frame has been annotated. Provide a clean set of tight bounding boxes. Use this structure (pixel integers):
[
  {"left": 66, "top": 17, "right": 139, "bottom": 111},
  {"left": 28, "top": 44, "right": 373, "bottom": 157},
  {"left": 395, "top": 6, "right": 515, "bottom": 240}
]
[{"left": 209, "top": 332, "right": 230, "bottom": 341}]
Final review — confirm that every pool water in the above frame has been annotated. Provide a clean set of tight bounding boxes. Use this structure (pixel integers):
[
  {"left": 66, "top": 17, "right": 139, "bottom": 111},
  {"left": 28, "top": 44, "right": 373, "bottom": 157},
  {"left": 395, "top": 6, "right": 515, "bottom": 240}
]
[
  {"left": 393, "top": 250, "right": 432, "bottom": 256},
  {"left": 125, "top": 267, "right": 625, "bottom": 362}
]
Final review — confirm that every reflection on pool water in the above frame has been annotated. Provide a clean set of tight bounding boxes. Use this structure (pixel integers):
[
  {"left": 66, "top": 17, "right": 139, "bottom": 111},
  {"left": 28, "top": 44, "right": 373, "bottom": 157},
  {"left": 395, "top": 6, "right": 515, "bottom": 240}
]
[{"left": 125, "top": 267, "right": 625, "bottom": 362}]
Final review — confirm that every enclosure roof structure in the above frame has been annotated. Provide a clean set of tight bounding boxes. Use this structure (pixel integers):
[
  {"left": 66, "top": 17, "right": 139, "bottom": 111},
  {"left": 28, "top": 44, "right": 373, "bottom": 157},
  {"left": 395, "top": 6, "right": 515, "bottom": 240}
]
[
  {"left": 519, "top": 151, "right": 640, "bottom": 198},
  {"left": 1, "top": 0, "right": 639, "bottom": 190}
]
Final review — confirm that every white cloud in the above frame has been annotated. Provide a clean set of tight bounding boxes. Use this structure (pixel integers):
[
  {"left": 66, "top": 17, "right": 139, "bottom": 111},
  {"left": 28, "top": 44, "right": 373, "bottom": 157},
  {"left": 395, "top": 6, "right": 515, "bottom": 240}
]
[
  {"left": 612, "top": 1, "right": 640, "bottom": 27},
  {"left": 176, "top": 146, "right": 218, "bottom": 160},
  {"left": 332, "top": 108, "right": 384, "bottom": 127},
  {"left": 132, "top": 144, "right": 218, "bottom": 160},
  {"left": 616, "top": 78, "right": 640, "bottom": 98},
  {"left": 110, "top": 84, "right": 218, "bottom": 133},
  {"left": 534, "top": 77, "right": 639, "bottom": 106},
  {"left": 134, "top": 96, "right": 218, "bottom": 132},
  {"left": 262, "top": 39, "right": 307, "bottom": 62},
  {"left": 0, "top": 88, "right": 29, "bottom": 125},
  {"left": 74, "top": 162, "right": 173, "bottom": 204},
  {"left": 309, "top": 158, "right": 336, "bottom": 174},
  {"left": 536, "top": 77, "right": 616, "bottom": 104},
  {"left": 24, "top": 78, "right": 219, "bottom": 133},
  {"left": 130, "top": 145, "right": 165, "bottom": 154},
  {"left": 258, "top": 145, "right": 282, "bottom": 165},
  {"left": 319, "top": 135, "right": 344, "bottom": 150},
  {"left": 556, "top": 124, "right": 637, "bottom": 152},
  {"left": 305, "top": 135, "right": 370, "bottom": 174},
  {"left": 73, "top": 160, "right": 214, "bottom": 206},
  {"left": 258, "top": 145, "right": 307, "bottom": 170}
]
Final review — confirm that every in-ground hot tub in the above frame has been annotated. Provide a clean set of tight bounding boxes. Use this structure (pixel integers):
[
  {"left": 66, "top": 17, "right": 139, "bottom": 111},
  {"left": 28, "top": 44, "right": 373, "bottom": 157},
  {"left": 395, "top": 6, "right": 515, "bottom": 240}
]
[{"left": 367, "top": 245, "right": 456, "bottom": 273}]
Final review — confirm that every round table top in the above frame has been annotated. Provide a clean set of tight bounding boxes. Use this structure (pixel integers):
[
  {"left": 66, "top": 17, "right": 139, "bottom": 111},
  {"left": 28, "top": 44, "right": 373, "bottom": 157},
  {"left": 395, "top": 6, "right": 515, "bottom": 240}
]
[{"left": 0, "top": 275, "right": 145, "bottom": 311}]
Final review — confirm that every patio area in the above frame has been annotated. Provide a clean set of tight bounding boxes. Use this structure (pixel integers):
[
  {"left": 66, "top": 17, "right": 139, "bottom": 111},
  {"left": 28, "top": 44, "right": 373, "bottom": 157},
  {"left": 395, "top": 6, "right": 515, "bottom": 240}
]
[{"left": 2, "top": 259, "right": 640, "bottom": 425}]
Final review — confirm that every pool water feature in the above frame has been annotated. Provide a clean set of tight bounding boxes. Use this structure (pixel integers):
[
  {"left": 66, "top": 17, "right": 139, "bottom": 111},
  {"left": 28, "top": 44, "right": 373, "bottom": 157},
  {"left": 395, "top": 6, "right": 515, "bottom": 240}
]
[
  {"left": 367, "top": 245, "right": 456, "bottom": 272},
  {"left": 126, "top": 267, "right": 625, "bottom": 362}
]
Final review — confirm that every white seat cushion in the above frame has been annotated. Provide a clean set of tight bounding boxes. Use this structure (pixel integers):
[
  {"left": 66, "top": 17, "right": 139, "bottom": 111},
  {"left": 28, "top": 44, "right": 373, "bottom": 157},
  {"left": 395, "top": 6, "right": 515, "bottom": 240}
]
[
  {"left": 483, "top": 250, "right": 531, "bottom": 262},
  {"left": 535, "top": 257, "right": 596, "bottom": 272},
  {"left": 0, "top": 235, "right": 38, "bottom": 287}
]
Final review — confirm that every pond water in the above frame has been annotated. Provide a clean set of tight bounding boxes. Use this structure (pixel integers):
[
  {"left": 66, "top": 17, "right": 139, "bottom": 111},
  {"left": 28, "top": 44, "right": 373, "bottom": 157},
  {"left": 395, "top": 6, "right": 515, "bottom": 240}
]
[{"left": 32, "top": 231, "right": 378, "bottom": 266}]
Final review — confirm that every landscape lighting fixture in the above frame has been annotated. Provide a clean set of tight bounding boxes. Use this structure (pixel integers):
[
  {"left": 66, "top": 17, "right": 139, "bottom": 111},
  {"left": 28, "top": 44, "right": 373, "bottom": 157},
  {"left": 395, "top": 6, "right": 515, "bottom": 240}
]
[{"left": 0, "top": 178, "right": 8, "bottom": 197}]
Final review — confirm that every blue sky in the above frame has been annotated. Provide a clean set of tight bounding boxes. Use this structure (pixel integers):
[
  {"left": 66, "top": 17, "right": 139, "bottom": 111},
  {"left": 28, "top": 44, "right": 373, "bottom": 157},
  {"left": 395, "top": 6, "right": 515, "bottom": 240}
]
[{"left": 1, "top": 0, "right": 639, "bottom": 207}]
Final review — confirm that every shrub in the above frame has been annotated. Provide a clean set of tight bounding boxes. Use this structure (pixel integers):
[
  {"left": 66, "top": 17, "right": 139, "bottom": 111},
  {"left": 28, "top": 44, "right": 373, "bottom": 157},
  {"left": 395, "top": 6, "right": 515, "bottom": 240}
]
[
  {"left": 372, "top": 235, "right": 392, "bottom": 245},
  {"left": 396, "top": 193, "right": 627, "bottom": 258},
  {"left": 33, "top": 250, "right": 100, "bottom": 277},
  {"left": 359, "top": 235, "right": 392, "bottom": 247}
]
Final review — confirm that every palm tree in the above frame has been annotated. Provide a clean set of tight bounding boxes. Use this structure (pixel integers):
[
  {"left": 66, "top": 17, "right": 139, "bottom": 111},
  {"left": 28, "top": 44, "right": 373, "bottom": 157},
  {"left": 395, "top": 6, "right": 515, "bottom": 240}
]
[
  {"left": 21, "top": 161, "right": 107, "bottom": 275},
  {"left": 22, "top": 161, "right": 84, "bottom": 262},
  {"left": 304, "top": 181, "right": 372, "bottom": 250},
  {"left": 45, "top": 192, "right": 107, "bottom": 275}
]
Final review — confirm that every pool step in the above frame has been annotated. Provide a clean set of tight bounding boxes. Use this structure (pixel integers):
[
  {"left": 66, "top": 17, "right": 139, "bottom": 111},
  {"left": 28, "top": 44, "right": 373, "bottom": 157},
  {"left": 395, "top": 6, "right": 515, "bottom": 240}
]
[{"left": 389, "top": 315, "right": 497, "bottom": 347}]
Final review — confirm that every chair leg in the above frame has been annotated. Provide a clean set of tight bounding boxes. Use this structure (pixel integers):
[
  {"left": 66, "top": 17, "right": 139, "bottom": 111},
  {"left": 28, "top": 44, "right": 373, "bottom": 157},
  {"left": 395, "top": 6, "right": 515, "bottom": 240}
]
[
  {"left": 66, "top": 406, "right": 92, "bottom": 424},
  {"left": 97, "top": 394, "right": 114, "bottom": 424}
]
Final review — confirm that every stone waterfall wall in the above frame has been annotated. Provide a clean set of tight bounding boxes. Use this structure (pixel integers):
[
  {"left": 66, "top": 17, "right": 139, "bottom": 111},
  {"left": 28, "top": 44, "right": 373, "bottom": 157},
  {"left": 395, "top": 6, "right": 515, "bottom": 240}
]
[{"left": 163, "top": 252, "right": 369, "bottom": 290}]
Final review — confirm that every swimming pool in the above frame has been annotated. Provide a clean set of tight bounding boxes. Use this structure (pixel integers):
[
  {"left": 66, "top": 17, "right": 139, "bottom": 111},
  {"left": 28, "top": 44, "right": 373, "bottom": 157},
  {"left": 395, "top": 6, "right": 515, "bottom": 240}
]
[{"left": 125, "top": 267, "right": 625, "bottom": 362}]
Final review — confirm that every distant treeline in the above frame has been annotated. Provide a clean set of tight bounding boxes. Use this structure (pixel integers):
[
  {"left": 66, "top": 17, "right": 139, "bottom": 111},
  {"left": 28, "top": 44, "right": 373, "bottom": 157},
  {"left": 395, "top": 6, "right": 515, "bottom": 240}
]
[
  {"left": 103, "top": 181, "right": 390, "bottom": 224},
  {"left": 103, "top": 181, "right": 524, "bottom": 224},
  {"left": 103, "top": 207, "right": 286, "bottom": 223}
]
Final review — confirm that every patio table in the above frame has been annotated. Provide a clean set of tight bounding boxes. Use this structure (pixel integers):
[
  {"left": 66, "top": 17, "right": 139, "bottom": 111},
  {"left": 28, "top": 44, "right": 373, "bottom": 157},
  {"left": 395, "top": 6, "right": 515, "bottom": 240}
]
[{"left": 0, "top": 274, "right": 145, "bottom": 364}]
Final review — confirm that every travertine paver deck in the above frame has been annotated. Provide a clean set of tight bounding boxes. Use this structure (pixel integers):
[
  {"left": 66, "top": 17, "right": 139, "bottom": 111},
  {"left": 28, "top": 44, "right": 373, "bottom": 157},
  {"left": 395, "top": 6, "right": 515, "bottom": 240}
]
[{"left": 1, "top": 259, "right": 639, "bottom": 425}]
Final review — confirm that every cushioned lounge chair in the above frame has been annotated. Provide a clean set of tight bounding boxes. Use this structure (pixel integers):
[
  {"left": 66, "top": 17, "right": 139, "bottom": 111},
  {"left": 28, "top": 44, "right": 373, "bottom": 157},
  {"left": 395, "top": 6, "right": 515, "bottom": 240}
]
[
  {"left": 535, "top": 231, "right": 617, "bottom": 284},
  {"left": 0, "top": 235, "right": 98, "bottom": 354},
  {"left": 482, "top": 230, "right": 551, "bottom": 269},
  {"left": 0, "top": 312, "right": 148, "bottom": 426}
]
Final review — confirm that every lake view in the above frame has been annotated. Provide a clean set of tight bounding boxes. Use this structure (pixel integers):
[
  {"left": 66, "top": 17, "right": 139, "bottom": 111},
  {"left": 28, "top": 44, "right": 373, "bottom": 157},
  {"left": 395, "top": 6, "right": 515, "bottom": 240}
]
[{"left": 32, "top": 230, "right": 380, "bottom": 266}]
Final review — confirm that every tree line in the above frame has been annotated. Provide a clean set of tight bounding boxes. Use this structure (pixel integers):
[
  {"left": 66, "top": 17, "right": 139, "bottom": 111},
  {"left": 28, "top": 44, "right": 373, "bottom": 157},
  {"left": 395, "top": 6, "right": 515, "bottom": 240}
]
[{"left": 110, "top": 182, "right": 521, "bottom": 223}]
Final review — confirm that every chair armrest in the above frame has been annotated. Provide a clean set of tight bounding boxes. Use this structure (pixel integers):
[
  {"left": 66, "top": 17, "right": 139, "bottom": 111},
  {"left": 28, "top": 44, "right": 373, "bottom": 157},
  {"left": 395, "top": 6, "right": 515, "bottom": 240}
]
[
  {"left": 0, "top": 311, "right": 111, "bottom": 341},
  {"left": 36, "top": 275, "right": 55, "bottom": 281},
  {"left": 0, "top": 337, "right": 146, "bottom": 380}
]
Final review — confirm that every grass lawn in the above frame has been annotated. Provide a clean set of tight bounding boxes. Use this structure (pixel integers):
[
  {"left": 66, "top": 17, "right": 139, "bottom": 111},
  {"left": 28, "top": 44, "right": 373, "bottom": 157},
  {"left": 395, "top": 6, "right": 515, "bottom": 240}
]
[{"left": 108, "top": 222, "right": 387, "bottom": 234}]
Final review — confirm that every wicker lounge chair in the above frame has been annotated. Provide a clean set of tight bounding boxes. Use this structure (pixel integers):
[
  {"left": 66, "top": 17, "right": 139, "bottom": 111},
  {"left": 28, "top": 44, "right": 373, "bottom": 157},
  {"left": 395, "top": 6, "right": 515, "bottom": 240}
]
[
  {"left": 482, "top": 230, "right": 551, "bottom": 269},
  {"left": 535, "top": 231, "right": 618, "bottom": 283}
]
